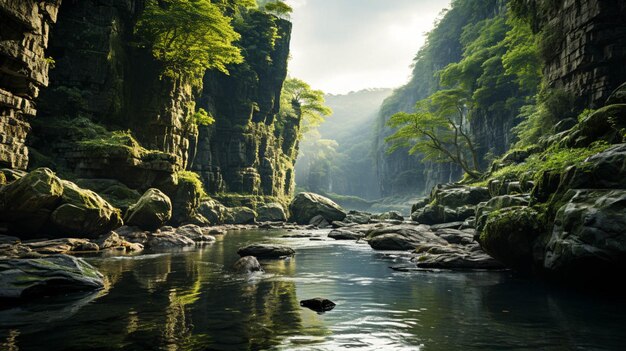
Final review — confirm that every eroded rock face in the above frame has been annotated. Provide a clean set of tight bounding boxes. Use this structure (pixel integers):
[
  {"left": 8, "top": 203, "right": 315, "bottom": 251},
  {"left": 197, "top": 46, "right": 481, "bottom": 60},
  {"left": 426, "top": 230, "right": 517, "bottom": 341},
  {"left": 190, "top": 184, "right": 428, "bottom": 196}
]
[
  {"left": 0, "top": 255, "right": 104, "bottom": 299},
  {"left": 544, "top": 189, "right": 626, "bottom": 278},
  {"left": 125, "top": 188, "right": 172, "bottom": 231},
  {"left": 289, "top": 192, "right": 346, "bottom": 225},
  {"left": 0, "top": 0, "right": 62, "bottom": 170}
]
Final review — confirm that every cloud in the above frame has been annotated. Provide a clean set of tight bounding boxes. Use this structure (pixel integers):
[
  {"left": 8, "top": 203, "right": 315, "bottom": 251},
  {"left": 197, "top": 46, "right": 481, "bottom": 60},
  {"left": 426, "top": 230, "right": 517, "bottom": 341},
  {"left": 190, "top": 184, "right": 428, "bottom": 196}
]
[{"left": 285, "top": 0, "right": 451, "bottom": 94}]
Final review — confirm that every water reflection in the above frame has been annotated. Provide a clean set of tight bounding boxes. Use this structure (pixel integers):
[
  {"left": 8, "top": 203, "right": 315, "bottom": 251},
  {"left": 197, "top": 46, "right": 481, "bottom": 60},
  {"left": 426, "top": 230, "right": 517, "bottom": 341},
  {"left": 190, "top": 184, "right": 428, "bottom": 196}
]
[{"left": 1, "top": 229, "right": 625, "bottom": 350}]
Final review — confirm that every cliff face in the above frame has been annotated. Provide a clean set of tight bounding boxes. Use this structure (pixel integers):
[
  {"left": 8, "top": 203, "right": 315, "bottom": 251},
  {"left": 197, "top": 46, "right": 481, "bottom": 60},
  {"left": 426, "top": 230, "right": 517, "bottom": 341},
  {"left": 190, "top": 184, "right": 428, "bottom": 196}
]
[
  {"left": 193, "top": 12, "right": 296, "bottom": 203},
  {"left": 33, "top": 0, "right": 194, "bottom": 179},
  {"left": 0, "top": 0, "right": 62, "bottom": 170},
  {"left": 528, "top": 0, "right": 626, "bottom": 108}
]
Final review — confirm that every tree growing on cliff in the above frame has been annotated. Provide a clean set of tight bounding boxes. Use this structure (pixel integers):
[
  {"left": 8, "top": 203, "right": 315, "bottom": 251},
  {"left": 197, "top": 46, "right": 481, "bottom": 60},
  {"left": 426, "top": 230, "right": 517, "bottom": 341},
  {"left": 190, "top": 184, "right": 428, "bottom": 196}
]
[
  {"left": 135, "top": 0, "right": 253, "bottom": 85},
  {"left": 385, "top": 89, "right": 482, "bottom": 179},
  {"left": 263, "top": 1, "right": 293, "bottom": 19},
  {"left": 280, "top": 78, "right": 332, "bottom": 135}
]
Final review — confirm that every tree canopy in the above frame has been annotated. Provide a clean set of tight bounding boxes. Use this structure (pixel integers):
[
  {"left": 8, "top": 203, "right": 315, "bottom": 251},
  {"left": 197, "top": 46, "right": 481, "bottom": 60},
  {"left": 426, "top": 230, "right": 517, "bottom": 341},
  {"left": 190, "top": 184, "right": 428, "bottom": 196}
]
[
  {"left": 280, "top": 78, "right": 332, "bottom": 135},
  {"left": 135, "top": 0, "right": 253, "bottom": 85}
]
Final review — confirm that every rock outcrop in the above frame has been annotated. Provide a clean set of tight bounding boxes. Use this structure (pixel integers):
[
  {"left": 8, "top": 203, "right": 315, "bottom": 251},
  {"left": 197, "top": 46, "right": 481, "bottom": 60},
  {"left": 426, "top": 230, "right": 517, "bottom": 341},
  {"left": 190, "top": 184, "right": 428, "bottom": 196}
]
[
  {"left": 124, "top": 188, "right": 172, "bottom": 231},
  {"left": 0, "top": 0, "right": 62, "bottom": 170}
]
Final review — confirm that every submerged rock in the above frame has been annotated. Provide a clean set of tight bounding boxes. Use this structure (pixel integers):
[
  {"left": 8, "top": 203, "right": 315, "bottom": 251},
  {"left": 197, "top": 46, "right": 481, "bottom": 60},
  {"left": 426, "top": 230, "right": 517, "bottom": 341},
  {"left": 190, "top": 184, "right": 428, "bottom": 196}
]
[
  {"left": 0, "top": 255, "right": 104, "bottom": 299},
  {"left": 237, "top": 244, "right": 295, "bottom": 259},
  {"left": 328, "top": 228, "right": 364, "bottom": 240},
  {"left": 289, "top": 192, "right": 346, "bottom": 224},
  {"left": 124, "top": 188, "right": 172, "bottom": 231},
  {"left": 233, "top": 256, "right": 263, "bottom": 273},
  {"left": 300, "top": 298, "right": 336, "bottom": 313}
]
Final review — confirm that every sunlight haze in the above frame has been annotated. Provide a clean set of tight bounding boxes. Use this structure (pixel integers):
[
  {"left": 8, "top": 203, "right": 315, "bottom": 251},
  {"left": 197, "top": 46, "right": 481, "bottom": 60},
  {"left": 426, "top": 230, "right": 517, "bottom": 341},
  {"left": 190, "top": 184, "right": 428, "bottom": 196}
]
[{"left": 286, "top": 0, "right": 452, "bottom": 94}]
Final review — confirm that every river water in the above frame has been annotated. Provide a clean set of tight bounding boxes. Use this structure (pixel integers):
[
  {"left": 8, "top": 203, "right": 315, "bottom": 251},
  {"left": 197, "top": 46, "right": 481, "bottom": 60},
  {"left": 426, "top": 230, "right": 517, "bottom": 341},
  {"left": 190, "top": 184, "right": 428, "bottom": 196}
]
[{"left": 1, "top": 228, "right": 625, "bottom": 350}]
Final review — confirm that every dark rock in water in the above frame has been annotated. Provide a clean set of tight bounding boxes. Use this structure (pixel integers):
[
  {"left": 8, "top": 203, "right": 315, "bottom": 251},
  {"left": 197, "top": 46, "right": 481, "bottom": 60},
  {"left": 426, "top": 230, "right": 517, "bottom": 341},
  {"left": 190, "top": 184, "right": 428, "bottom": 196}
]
[
  {"left": 0, "top": 255, "right": 104, "bottom": 299},
  {"left": 124, "top": 188, "right": 172, "bottom": 231},
  {"left": 300, "top": 298, "right": 336, "bottom": 312},
  {"left": 146, "top": 230, "right": 196, "bottom": 249},
  {"left": 368, "top": 225, "right": 446, "bottom": 251},
  {"left": 237, "top": 244, "right": 295, "bottom": 259},
  {"left": 289, "top": 192, "right": 346, "bottom": 224},
  {"left": 233, "top": 256, "right": 263, "bottom": 273},
  {"left": 328, "top": 229, "right": 364, "bottom": 240},
  {"left": 435, "top": 229, "right": 474, "bottom": 245},
  {"left": 225, "top": 207, "right": 257, "bottom": 224},
  {"left": 411, "top": 185, "right": 490, "bottom": 225},
  {"left": 477, "top": 206, "right": 542, "bottom": 273},
  {"left": 345, "top": 211, "right": 371, "bottom": 224},
  {"left": 376, "top": 211, "right": 404, "bottom": 221},
  {"left": 175, "top": 224, "right": 216, "bottom": 243},
  {"left": 415, "top": 251, "right": 505, "bottom": 270}
]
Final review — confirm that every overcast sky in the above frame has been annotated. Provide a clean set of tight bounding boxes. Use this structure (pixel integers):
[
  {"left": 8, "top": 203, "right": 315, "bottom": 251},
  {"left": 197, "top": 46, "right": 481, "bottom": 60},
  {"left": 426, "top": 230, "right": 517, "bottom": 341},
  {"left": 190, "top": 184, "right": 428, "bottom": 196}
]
[{"left": 285, "top": 0, "right": 452, "bottom": 94}]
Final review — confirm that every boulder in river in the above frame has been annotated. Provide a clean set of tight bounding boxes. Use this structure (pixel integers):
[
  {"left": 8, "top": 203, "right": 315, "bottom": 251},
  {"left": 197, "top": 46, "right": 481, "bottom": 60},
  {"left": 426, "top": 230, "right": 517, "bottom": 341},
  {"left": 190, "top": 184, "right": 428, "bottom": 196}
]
[
  {"left": 50, "top": 180, "right": 123, "bottom": 238},
  {"left": 257, "top": 203, "right": 287, "bottom": 222},
  {"left": 124, "top": 188, "right": 172, "bottom": 231},
  {"left": 289, "top": 192, "right": 346, "bottom": 224},
  {"left": 0, "top": 254, "right": 104, "bottom": 299},
  {"left": 237, "top": 244, "right": 295, "bottom": 259},
  {"left": 225, "top": 206, "right": 257, "bottom": 224},
  {"left": 328, "top": 228, "right": 364, "bottom": 240},
  {"left": 300, "top": 298, "right": 336, "bottom": 313},
  {"left": 233, "top": 256, "right": 263, "bottom": 273}
]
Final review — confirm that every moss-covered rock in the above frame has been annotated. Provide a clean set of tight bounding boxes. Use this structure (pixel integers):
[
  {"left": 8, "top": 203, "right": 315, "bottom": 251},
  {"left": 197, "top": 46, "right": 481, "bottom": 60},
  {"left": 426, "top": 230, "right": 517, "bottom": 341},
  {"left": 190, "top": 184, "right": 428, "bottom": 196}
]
[
  {"left": 289, "top": 192, "right": 346, "bottom": 224},
  {"left": 74, "top": 179, "right": 141, "bottom": 212},
  {"left": 561, "top": 104, "right": 626, "bottom": 147},
  {"left": 0, "top": 168, "right": 64, "bottom": 236},
  {"left": 478, "top": 206, "right": 544, "bottom": 273},
  {"left": 50, "top": 180, "right": 123, "bottom": 238},
  {"left": 225, "top": 207, "right": 257, "bottom": 224},
  {"left": 606, "top": 82, "right": 626, "bottom": 106},
  {"left": 197, "top": 199, "right": 228, "bottom": 224},
  {"left": 0, "top": 254, "right": 104, "bottom": 300},
  {"left": 166, "top": 171, "right": 204, "bottom": 226},
  {"left": 257, "top": 203, "right": 287, "bottom": 222},
  {"left": 125, "top": 188, "right": 172, "bottom": 230},
  {"left": 475, "top": 195, "right": 531, "bottom": 233},
  {"left": 544, "top": 189, "right": 626, "bottom": 280}
]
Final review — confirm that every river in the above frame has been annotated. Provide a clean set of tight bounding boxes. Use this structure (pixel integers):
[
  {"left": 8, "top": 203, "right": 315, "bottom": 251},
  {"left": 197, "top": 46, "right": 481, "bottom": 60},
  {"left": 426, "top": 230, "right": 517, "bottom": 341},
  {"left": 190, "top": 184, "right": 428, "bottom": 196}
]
[{"left": 1, "top": 228, "right": 625, "bottom": 350}]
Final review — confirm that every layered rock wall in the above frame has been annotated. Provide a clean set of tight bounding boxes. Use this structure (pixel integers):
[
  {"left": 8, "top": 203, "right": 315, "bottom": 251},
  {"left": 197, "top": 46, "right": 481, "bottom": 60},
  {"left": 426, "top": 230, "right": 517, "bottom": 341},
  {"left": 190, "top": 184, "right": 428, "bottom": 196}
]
[
  {"left": 193, "top": 13, "right": 296, "bottom": 201},
  {"left": 0, "top": 0, "right": 61, "bottom": 170}
]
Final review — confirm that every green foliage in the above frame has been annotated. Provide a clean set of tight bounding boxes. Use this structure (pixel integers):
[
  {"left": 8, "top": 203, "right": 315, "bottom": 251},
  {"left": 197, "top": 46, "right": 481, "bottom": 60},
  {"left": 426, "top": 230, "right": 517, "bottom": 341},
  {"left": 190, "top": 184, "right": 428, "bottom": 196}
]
[
  {"left": 192, "top": 108, "right": 215, "bottom": 126},
  {"left": 386, "top": 89, "right": 482, "bottom": 178},
  {"left": 280, "top": 78, "right": 332, "bottom": 135},
  {"left": 135, "top": 0, "right": 248, "bottom": 85},
  {"left": 484, "top": 141, "right": 610, "bottom": 185},
  {"left": 263, "top": 1, "right": 292, "bottom": 19},
  {"left": 177, "top": 171, "right": 208, "bottom": 199},
  {"left": 513, "top": 88, "right": 576, "bottom": 147}
]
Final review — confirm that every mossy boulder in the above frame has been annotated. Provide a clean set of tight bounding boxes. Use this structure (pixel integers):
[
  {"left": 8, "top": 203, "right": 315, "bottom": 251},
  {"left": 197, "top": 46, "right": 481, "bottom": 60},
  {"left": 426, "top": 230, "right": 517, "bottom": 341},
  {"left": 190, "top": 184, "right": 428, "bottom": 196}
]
[
  {"left": 544, "top": 189, "right": 626, "bottom": 280},
  {"left": 0, "top": 168, "right": 63, "bottom": 236},
  {"left": 74, "top": 179, "right": 141, "bottom": 212},
  {"left": 606, "top": 82, "right": 626, "bottom": 105},
  {"left": 289, "top": 192, "right": 346, "bottom": 224},
  {"left": 125, "top": 188, "right": 172, "bottom": 230},
  {"left": 50, "top": 180, "right": 123, "bottom": 238},
  {"left": 257, "top": 203, "right": 287, "bottom": 222},
  {"left": 166, "top": 171, "right": 204, "bottom": 226},
  {"left": 0, "top": 254, "right": 104, "bottom": 300},
  {"left": 475, "top": 195, "right": 530, "bottom": 233},
  {"left": 478, "top": 206, "right": 544, "bottom": 273},
  {"left": 198, "top": 199, "right": 228, "bottom": 224},
  {"left": 225, "top": 207, "right": 257, "bottom": 224},
  {"left": 562, "top": 104, "right": 626, "bottom": 147}
]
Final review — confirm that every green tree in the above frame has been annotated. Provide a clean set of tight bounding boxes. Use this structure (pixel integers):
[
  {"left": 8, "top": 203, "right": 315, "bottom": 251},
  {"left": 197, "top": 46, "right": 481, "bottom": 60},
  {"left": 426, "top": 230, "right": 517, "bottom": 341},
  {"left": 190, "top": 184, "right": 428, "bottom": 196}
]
[
  {"left": 263, "top": 1, "right": 293, "bottom": 19},
  {"left": 386, "top": 89, "right": 482, "bottom": 179},
  {"left": 135, "top": 0, "right": 250, "bottom": 85},
  {"left": 280, "top": 78, "right": 332, "bottom": 135}
]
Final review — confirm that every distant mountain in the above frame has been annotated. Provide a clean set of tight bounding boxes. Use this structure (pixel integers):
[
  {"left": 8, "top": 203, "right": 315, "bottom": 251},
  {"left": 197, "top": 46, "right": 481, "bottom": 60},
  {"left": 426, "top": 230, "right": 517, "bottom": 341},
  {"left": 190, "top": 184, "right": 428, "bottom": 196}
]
[{"left": 295, "top": 88, "right": 393, "bottom": 201}]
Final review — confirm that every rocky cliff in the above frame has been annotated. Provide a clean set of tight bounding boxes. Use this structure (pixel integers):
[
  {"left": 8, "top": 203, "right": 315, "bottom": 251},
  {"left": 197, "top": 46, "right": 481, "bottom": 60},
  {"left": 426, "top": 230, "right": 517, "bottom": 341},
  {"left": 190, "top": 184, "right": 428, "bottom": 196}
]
[
  {"left": 518, "top": 0, "right": 626, "bottom": 109},
  {"left": 193, "top": 11, "right": 296, "bottom": 206},
  {"left": 0, "top": 0, "right": 62, "bottom": 170}
]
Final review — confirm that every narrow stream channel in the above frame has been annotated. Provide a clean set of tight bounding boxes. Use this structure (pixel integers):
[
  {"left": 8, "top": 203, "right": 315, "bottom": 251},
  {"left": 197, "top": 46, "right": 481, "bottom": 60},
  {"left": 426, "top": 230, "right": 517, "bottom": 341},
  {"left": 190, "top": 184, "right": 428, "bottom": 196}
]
[{"left": 2, "top": 228, "right": 625, "bottom": 350}]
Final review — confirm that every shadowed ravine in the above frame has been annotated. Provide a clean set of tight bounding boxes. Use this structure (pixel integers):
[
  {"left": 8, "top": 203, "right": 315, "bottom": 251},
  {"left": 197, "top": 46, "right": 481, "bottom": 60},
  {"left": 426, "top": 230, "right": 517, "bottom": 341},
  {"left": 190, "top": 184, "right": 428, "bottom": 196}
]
[{"left": 2, "top": 229, "right": 625, "bottom": 351}]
